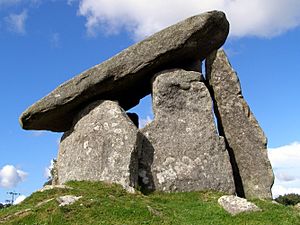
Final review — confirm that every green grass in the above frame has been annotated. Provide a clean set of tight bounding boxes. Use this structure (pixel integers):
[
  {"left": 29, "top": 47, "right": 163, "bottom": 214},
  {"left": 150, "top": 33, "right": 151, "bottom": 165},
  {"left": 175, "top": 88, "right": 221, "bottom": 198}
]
[{"left": 0, "top": 181, "right": 299, "bottom": 225}]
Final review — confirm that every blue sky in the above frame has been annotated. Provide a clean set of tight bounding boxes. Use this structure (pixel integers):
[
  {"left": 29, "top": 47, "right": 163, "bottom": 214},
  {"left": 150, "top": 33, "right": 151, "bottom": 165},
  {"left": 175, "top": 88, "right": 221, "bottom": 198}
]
[{"left": 0, "top": 0, "right": 300, "bottom": 203}]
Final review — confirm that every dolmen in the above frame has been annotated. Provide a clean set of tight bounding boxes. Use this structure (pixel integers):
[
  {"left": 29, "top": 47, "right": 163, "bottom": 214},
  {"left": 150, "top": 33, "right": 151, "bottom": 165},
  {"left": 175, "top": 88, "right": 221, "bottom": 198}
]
[{"left": 20, "top": 11, "right": 274, "bottom": 199}]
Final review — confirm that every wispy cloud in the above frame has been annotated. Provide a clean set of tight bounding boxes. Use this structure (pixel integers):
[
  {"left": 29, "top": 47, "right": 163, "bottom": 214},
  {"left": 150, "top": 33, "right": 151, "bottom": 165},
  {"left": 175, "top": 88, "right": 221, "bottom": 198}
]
[
  {"left": 5, "top": 10, "right": 28, "bottom": 35},
  {"left": 276, "top": 172, "right": 296, "bottom": 182},
  {"left": 50, "top": 32, "right": 61, "bottom": 48},
  {"left": 268, "top": 142, "right": 300, "bottom": 198},
  {"left": 30, "top": 130, "right": 46, "bottom": 137},
  {"left": 0, "top": 0, "right": 39, "bottom": 7},
  {"left": 77, "top": 0, "right": 300, "bottom": 40},
  {"left": 67, "top": 0, "right": 77, "bottom": 6},
  {"left": 139, "top": 115, "right": 152, "bottom": 128},
  {"left": 0, "top": 0, "right": 21, "bottom": 7},
  {"left": 0, "top": 165, "right": 27, "bottom": 189}
]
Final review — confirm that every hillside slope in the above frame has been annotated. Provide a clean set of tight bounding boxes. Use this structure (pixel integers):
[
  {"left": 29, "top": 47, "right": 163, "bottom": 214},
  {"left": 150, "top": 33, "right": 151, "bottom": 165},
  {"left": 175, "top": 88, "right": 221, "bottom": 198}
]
[{"left": 0, "top": 181, "right": 299, "bottom": 225}]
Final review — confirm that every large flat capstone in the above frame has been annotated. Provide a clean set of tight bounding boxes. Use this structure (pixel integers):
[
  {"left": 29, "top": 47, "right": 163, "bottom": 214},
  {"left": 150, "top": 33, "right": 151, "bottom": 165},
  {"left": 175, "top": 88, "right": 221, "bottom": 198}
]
[
  {"left": 205, "top": 50, "right": 274, "bottom": 199},
  {"left": 56, "top": 100, "right": 140, "bottom": 193},
  {"left": 139, "top": 69, "right": 235, "bottom": 193},
  {"left": 20, "top": 11, "right": 229, "bottom": 132}
]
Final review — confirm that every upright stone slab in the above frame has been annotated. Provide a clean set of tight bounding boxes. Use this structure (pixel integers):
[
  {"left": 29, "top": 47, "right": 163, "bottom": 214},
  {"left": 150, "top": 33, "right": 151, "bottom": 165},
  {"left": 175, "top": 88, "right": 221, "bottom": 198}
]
[
  {"left": 57, "top": 100, "right": 140, "bottom": 192},
  {"left": 205, "top": 50, "right": 274, "bottom": 199},
  {"left": 139, "top": 69, "right": 235, "bottom": 193},
  {"left": 20, "top": 10, "right": 229, "bottom": 132}
]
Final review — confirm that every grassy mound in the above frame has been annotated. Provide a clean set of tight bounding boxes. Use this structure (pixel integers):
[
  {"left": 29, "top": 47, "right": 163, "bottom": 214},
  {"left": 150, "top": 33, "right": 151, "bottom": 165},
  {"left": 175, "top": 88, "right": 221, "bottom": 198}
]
[{"left": 0, "top": 181, "right": 299, "bottom": 225}]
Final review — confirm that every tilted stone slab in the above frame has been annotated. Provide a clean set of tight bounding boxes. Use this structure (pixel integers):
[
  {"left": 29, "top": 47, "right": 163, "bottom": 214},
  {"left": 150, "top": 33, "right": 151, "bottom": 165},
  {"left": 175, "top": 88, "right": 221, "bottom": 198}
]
[
  {"left": 57, "top": 100, "right": 140, "bottom": 193},
  {"left": 139, "top": 69, "right": 235, "bottom": 193},
  {"left": 205, "top": 49, "right": 274, "bottom": 199},
  {"left": 20, "top": 10, "right": 229, "bottom": 132}
]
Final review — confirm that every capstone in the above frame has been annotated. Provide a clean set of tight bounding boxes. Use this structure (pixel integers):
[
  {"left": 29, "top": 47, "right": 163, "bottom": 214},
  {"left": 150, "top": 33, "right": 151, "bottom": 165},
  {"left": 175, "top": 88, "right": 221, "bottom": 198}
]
[{"left": 20, "top": 11, "right": 229, "bottom": 132}]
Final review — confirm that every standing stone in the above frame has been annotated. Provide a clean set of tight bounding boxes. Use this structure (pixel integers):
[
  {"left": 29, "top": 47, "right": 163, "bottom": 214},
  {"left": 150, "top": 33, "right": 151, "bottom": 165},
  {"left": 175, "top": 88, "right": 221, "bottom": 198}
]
[
  {"left": 139, "top": 69, "right": 235, "bottom": 193},
  {"left": 57, "top": 100, "right": 140, "bottom": 193},
  {"left": 205, "top": 50, "right": 274, "bottom": 199}
]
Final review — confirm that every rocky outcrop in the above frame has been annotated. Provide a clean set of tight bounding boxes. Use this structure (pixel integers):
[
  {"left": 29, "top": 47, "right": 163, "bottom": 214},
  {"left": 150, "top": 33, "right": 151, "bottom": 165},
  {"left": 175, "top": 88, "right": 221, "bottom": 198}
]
[
  {"left": 205, "top": 50, "right": 274, "bottom": 199},
  {"left": 139, "top": 69, "right": 235, "bottom": 193},
  {"left": 218, "top": 195, "right": 261, "bottom": 215},
  {"left": 19, "top": 11, "right": 229, "bottom": 132},
  {"left": 39, "top": 185, "right": 72, "bottom": 193},
  {"left": 57, "top": 100, "right": 140, "bottom": 193},
  {"left": 57, "top": 195, "right": 82, "bottom": 207}
]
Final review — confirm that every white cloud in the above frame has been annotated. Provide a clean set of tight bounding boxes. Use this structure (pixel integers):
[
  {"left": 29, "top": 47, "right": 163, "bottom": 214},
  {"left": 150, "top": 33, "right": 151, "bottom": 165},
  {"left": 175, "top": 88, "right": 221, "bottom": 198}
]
[
  {"left": 271, "top": 185, "right": 300, "bottom": 198},
  {"left": 276, "top": 172, "right": 295, "bottom": 182},
  {"left": 268, "top": 142, "right": 300, "bottom": 171},
  {"left": 0, "top": 0, "right": 21, "bottom": 7},
  {"left": 77, "top": 0, "right": 300, "bottom": 40},
  {"left": 268, "top": 142, "right": 300, "bottom": 198},
  {"left": 5, "top": 10, "right": 28, "bottom": 34},
  {"left": 31, "top": 130, "right": 46, "bottom": 137},
  {"left": 13, "top": 195, "right": 26, "bottom": 205},
  {"left": 0, "top": 165, "right": 27, "bottom": 189},
  {"left": 44, "top": 159, "right": 55, "bottom": 179},
  {"left": 139, "top": 115, "right": 152, "bottom": 128}
]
